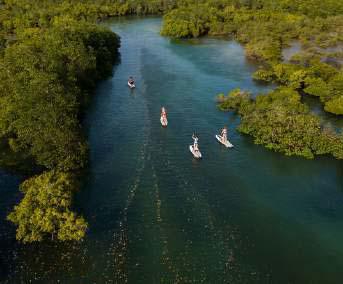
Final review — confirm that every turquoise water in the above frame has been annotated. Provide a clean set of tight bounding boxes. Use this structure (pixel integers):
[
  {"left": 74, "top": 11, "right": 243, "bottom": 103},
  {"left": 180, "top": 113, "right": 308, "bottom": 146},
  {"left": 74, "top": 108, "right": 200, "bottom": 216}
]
[{"left": 1, "top": 17, "right": 343, "bottom": 283}]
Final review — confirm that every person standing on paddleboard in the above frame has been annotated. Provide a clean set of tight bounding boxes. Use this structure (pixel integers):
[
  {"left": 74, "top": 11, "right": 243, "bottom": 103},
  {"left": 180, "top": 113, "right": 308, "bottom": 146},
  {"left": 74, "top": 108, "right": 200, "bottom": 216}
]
[
  {"left": 161, "top": 107, "right": 167, "bottom": 119},
  {"left": 221, "top": 126, "right": 228, "bottom": 143},
  {"left": 192, "top": 133, "right": 199, "bottom": 152}
]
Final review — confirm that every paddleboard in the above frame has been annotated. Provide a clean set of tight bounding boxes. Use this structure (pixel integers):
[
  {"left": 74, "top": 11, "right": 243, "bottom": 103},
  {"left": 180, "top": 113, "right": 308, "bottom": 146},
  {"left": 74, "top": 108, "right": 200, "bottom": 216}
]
[
  {"left": 190, "top": 145, "right": 202, "bottom": 159},
  {"left": 160, "top": 116, "right": 168, "bottom": 127},
  {"left": 216, "top": 135, "right": 234, "bottom": 148},
  {"left": 128, "top": 82, "right": 135, "bottom": 89}
]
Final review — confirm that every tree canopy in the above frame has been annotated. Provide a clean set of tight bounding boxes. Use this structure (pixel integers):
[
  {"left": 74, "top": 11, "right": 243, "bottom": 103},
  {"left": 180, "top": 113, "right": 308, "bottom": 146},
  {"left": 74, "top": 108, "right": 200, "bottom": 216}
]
[
  {"left": 159, "top": 0, "right": 342, "bottom": 157},
  {"left": 1, "top": 0, "right": 120, "bottom": 243},
  {"left": 218, "top": 88, "right": 343, "bottom": 159},
  {"left": 160, "top": 0, "right": 343, "bottom": 115},
  {"left": 8, "top": 171, "right": 87, "bottom": 242}
]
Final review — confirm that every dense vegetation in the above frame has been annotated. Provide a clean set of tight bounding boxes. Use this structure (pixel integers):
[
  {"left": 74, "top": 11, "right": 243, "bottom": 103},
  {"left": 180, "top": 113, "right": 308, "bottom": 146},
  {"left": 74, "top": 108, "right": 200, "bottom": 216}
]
[
  {"left": 0, "top": 0, "right": 124, "bottom": 242},
  {"left": 161, "top": 0, "right": 342, "bottom": 159},
  {"left": 161, "top": 0, "right": 343, "bottom": 115},
  {"left": 8, "top": 171, "right": 87, "bottom": 242},
  {"left": 218, "top": 88, "right": 343, "bottom": 159},
  {"left": 253, "top": 60, "right": 343, "bottom": 115}
]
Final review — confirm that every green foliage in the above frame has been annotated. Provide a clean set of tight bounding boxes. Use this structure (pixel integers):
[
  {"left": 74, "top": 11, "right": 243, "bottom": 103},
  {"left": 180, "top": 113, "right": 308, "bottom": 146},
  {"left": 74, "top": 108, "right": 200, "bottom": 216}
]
[
  {"left": 325, "top": 72, "right": 343, "bottom": 114},
  {"left": 308, "top": 60, "right": 338, "bottom": 81},
  {"left": 218, "top": 87, "right": 343, "bottom": 159},
  {"left": 252, "top": 69, "right": 274, "bottom": 82},
  {"left": 245, "top": 39, "right": 281, "bottom": 63},
  {"left": 1, "top": 0, "right": 121, "bottom": 243},
  {"left": 161, "top": 6, "right": 211, "bottom": 38},
  {"left": 288, "top": 70, "right": 308, "bottom": 89},
  {"left": 325, "top": 96, "right": 343, "bottom": 115},
  {"left": 0, "top": 19, "right": 120, "bottom": 171},
  {"left": 217, "top": 88, "right": 252, "bottom": 115},
  {"left": 253, "top": 60, "right": 342, "bottom": 114},
  {"left": 304, "top": 77, "right": 331, "bottom": 101},
  {"left": 273, "top": 63, "right": 302, "bottom": 85},
  {"left": 160, "top": 0, "right": 343, "bottom": 116},
  {"left": 7, "top": 171, "right": 87, "bottom": 243},
  {"left": 161, "top": 1, "right": 343, "bottom": 63}
]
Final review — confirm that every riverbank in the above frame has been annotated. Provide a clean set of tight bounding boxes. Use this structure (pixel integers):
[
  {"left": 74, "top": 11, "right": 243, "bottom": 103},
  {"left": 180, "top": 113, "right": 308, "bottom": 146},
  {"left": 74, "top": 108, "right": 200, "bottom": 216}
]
[{"left": 0, "top": 1, "right": 121, "bottom": 243}]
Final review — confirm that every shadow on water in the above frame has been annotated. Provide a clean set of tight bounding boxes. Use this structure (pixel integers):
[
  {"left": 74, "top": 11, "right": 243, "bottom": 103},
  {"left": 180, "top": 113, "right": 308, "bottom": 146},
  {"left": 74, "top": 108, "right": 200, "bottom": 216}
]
[{"left": 0, "top": 140, "right": 41, "bottom": 176}]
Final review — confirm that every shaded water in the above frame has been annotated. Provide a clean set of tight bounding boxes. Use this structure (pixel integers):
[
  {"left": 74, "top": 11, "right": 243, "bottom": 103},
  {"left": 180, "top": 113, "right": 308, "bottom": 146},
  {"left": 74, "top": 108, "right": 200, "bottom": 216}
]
[{"left": 1, "top": 17, "right": 343, "bottom": 283}]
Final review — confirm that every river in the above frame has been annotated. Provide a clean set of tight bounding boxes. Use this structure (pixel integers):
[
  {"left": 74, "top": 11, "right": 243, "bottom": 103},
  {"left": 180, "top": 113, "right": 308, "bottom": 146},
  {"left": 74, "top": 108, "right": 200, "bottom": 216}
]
[{"left": 1, "top": 17, "right": 343, "bottom": 283}]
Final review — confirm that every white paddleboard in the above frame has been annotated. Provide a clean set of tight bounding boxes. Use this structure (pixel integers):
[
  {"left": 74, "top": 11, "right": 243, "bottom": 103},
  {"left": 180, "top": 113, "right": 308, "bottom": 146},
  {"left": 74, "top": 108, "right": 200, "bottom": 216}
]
[
  {"left": 128, "top": 82, "right": 135, "bottom": 89},
  {"left": 160, "top": 116, "right": 168, "bottom": 127},
  {"left": 190, "top": 145, "right": 202, "bottom": 159},
  {"left": 216, "top": 135, "right": 234, "bottom": 148}
]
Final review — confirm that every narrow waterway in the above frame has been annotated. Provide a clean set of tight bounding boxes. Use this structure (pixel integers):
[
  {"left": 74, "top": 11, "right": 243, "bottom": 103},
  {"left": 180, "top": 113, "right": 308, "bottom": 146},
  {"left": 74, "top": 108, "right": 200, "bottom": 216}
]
[{"left": 1, "top": 17, "right": 343, "bottom": 283}]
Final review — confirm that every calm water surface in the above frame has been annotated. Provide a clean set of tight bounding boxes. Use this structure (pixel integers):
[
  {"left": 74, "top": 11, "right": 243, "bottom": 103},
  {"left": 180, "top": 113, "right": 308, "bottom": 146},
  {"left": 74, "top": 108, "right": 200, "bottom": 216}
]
[{"left": 1, "top": 17, "right": 343, "bottom": 283}]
